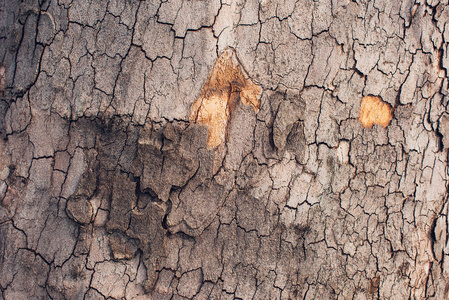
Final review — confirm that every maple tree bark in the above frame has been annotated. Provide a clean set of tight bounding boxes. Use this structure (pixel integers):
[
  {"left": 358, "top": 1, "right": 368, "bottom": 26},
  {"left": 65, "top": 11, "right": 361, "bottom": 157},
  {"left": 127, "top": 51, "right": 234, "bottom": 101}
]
[{"left": 1, "top": 0, "right": 449, "bottom": 299}]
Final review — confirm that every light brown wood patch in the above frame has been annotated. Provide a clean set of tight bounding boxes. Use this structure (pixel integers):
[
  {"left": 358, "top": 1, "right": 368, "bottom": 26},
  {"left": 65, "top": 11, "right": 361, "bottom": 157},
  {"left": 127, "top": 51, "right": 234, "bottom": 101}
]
[
  {"left": 190, "top": 47, "right": 262, "bottom": 149},
  {"left": 359, "top": 95, "right": 393, "bottom": 129}
]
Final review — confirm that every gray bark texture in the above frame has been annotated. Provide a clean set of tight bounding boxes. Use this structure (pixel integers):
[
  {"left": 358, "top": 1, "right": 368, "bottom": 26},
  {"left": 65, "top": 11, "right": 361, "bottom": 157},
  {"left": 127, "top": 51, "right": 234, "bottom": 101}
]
[{"left": 1, "top": 0, "right": 449, "bottom": 299}]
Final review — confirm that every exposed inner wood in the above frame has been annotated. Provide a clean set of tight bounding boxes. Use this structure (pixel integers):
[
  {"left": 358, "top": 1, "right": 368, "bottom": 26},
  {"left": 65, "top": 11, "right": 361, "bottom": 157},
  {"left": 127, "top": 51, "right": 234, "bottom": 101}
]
[
  {"left": 359, "top": 95, "right": 393, "bottom": 129},
  {"left": 190, "top": 47, "right": 261, "bottom": 149}
]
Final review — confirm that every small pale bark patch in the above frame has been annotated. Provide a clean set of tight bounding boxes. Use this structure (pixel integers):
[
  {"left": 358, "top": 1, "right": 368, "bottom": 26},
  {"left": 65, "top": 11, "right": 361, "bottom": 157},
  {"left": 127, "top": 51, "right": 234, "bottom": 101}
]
[
  {"left": 0, "top": 64, "right": 6, "bottom": 94},
  {"left": 190, "top": 47, "right": 261, "bottom": 149},
  {"left": 359, "top": 95, "right": 393, "bottom": 129}
]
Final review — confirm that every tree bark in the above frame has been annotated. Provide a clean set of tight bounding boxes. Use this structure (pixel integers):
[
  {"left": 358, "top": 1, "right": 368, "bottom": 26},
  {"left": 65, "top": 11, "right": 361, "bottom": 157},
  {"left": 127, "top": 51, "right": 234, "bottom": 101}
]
[{"left": 1, "top": 0, "right": 449, "bottom": 299}]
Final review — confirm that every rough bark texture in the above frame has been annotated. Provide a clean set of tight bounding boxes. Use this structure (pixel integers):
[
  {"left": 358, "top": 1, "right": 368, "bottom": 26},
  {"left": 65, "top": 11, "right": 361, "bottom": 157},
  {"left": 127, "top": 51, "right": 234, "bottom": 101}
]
[{"left": 1, "top": 0, "right": 449, "bottom": 299}]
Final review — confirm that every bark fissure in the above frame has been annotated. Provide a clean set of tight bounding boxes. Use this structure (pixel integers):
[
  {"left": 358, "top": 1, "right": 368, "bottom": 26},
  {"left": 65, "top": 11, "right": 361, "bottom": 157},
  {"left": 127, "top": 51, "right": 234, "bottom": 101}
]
[{"left": 1, "top": 0, "right": 449, "bottom": 299}]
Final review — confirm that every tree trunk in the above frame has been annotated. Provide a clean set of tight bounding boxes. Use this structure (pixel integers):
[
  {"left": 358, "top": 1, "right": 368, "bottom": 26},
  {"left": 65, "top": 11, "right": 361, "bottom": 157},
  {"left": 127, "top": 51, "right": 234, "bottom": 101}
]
[{"left": 1, "top": 0, "right": 449, "bottom": 299}]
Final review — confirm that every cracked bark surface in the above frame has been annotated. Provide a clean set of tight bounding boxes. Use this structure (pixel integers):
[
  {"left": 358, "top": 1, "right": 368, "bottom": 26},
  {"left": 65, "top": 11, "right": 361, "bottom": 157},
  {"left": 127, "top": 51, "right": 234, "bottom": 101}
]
[{"left": 1, "top": 0, "right": 449, "bottom": 299}]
